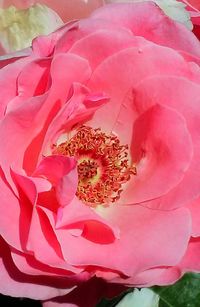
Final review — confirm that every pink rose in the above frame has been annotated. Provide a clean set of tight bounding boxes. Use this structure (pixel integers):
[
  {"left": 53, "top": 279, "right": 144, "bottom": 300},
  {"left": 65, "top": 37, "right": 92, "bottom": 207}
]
[{"left": 1, "top": 2, "right": 200, "bottom": 306}]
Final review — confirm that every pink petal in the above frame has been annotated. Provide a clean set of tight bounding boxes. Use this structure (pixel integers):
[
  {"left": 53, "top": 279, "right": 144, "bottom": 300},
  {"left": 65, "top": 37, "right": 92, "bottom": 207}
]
[
  {"left": 31, "top": 177, "right": 52, "bottom": 193},
  {"left": 69, "top": 28, "right": 138, "bottom": 70},
  {"left": 49, "top": 53, "right": 91, "bottom": 102},
  {"left": 0, "top": 237, "right": 76, "bottom": 300},
  {"left": 122, "top": 104, "right": 193, "bottom": 205},
  {"left": 0, "top": 53, "right": 91, "bottom": 177},
  {"left": 55, "top": 205, "right": 191, "bottom": 277},
  {"left": 11, "top": 250, "right": 75, "bottom": 277},
  {"left": 182, "top": 0, "right": 200, "bottom": 10},
  {"left": 29, "top": 205, "right": 89, "bottom": 274},
  {"left": 186, "top": 198, "right": 200, "bottom": 237},
  {"left": 17, "top": 58, "right": 51, "bottom": 98},
  {"left": 88, "top": 45, "right": 200, "bottom": 137},
  {"left": 42, "top": 83, "right": 108, "bottom": 153},
  {"left": 33, "top": 155, "right": 77, "bottom": 185},
  {"left": 179, "top": 238, "right": 200, "bottom": 272},
  {"left": 23, "top": 53, "right": 91, "bottom": 174},
  {"left": 0, "top": 56, "right": 31, "bottom": 117},
  {"left": 133, "top": 76, "right": 200, "bottom": 209},
  {"left": 53, "top": 17, "right": 141, "bottom": 56},
  {"left": 0, "top": 170, "right": 23, "bottom": 250},
  {"left": 56, "top": 197, "right": 120, "bottom": 244},
  {"left": 111, "top": 267, "right": 182, "bottom": 287},
  {"left": 27, "top": 205, "right": 65, "bottom": 265},
  {"left": 0, "top": 93, "right": 48, "bottom": 179},
  {"left": 32, "top": 21, "right": 78, "bottom": 57},
  {"left": 91, "top": 2, "right": 200, "bottom": 57},
  {"left": 11, "top": 169, "right": 37, "bottom": 204}
]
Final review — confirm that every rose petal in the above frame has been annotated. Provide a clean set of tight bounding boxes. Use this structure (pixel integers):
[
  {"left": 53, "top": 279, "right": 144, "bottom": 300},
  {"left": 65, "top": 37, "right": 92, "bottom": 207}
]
[
  {"left": 87, "top": 45, "right": 200, "bottom": 137},
  {"left": 0, "top": 238, "right": 77, "bottom": 300},
  {"left": 33, "top": 155, "right": 77, "bottom": 185},
  {"left": 42, "top": 82, "right": 108, "bottom": 153},
  {"left": 55, "top": 205, "right": 191, "bottom": 276},
  {"left": 91, "top": 2, "right": 200, "bottom": 57},
  {"left": 0, "top": 170, "right": 22, "bottom": 250},
  {"left": 133, "top": 76, "right": 200, "bottom": 208},
  {"left": 122, "top": 104, "right": 193, "bottom": 204},
  {"left": 179, "top": 237, "right": 200, "bottom": 272},
  {"left": 186, "top": 198, "right": 200, "bottom": 237},
  {"left": 56, "top": 197, "right": 120, "bottom": 243}
]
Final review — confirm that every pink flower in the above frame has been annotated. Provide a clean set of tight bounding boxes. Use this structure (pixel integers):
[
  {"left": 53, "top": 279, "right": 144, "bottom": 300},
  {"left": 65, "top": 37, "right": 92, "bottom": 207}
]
[{"left": 1, "top": 2, "right": 200, "bottom": 306}]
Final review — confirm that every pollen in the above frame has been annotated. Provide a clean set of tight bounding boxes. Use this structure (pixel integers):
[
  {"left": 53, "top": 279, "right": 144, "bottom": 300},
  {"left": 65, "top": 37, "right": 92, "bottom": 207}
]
[{"left": 55, "top": 126, "right": 136, "bottom": 207}]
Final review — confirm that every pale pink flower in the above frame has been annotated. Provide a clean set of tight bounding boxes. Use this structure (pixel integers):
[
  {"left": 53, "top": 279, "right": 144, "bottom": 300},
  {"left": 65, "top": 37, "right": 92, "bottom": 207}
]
[{"left": 0, "top": 2, "right": 200, "bottom": 306}]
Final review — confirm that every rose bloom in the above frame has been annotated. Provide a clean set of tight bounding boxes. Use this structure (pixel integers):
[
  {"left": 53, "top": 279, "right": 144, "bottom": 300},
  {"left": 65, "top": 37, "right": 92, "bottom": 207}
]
[{"left": 1, "top": 1, "right": 200, "bottom": 306}]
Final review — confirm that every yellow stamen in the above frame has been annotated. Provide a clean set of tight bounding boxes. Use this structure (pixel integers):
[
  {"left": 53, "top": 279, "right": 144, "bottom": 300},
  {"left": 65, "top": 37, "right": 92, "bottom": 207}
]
[{"left": 55, "top": 126, "right": 136, "bottom": 207}]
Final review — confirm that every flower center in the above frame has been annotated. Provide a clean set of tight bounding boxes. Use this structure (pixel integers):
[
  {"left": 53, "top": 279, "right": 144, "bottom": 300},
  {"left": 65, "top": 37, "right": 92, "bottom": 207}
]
[{"left": 55, "top": 126, "right": 136, "bottom": 207}]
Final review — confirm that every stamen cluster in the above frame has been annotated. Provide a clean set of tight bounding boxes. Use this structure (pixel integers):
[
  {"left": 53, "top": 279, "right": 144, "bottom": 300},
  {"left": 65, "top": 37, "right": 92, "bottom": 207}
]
[{"left": 56, "top": 126, "right": 136, "bottom": 206}]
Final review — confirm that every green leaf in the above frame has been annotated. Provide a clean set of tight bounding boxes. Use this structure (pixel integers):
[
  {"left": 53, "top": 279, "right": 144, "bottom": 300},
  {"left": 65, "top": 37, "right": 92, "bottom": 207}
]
[{"left": 152, "top": 273, "right": 200, "bottom": 307}]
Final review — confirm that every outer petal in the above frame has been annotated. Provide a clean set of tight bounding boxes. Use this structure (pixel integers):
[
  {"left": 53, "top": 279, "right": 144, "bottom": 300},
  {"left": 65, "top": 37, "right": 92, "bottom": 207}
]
[
  {"left": 27, "top": 206, "right": 64, "bottom": 265},
  {"left": 0, "top": 238, "right": 76, "bottom": 300},
  {"left": 91, "top": 2, "right": 200, "bottom": 57},
  {"left": 0, "top": 53, "right": 91, "bottom": 178},
  {"left": 186, "top": 198, "right": 200, "bottom": 237},
  {"left": 132, "top": 76, "right": 200, "bottom": 209},
  {"left": 0, "top": 93, "right": 48, "bottom": 180},
  {"left": 0, "top": 56, "right": 32, "bottom": 117},
  {"left": 55, "top": 205, "right": 191, "bottom": 277},
  {"left": 179, "top": 238, "right": 200, "bottom": 272},
  {"left": 0, "top": 168, "right": 41, "bottom": 251},
  {"left": 69, "top": 28, "right": 139, "bottom": 70},
  {"left": 122, "top": 104, "right": 192, "bottom": 204},
  {"left": 87, "top": 45, "right": 200, "bottom": 139},
  {"left": 0, "top": 170, "right": 23, "bottom": 250},
  {"left": 11, "top": 250, "right": 75, "bottom": 277},
  {"left": 111, "top": 266, "right": 182, "bottom": 287}
]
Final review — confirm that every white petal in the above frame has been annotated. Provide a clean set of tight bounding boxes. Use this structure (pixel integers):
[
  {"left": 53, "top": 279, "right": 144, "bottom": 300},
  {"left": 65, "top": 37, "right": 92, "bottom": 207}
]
[
  {"left": 0, "top": 4, "right": 63, "bottom": 53},
  {"left": 116, "top": 288, "right": 159, "bottom": 307}
]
